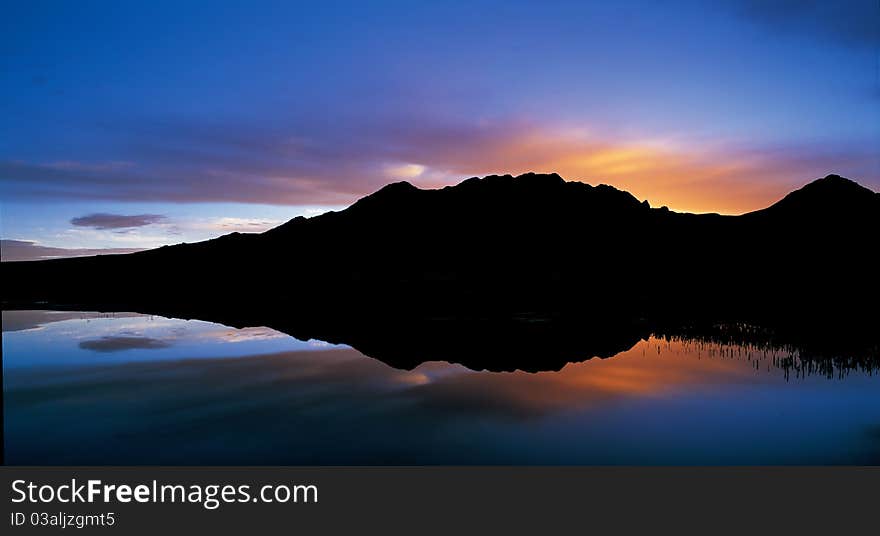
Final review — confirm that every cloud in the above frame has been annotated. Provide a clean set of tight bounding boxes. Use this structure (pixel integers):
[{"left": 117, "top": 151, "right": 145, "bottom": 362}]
[
  {"left": 384, "top": 163, "right": 426, "bottom": 179},
  {"left": 185, "top": 217, "right": 284, "bottom": 233},
  {"left": 78, "top": 336, "right": 172, "bottom": 353},
  {"left": 1, "top": 113, "right": 877, "bottom": 214},
  {"left": 0, "top": 239, "right": 143, "bottom": 262},
  {"left": 46, "top": 161, "right": 134, "bottom": 172},
  {"left": 70, "top": 213, "right": 166, "bottom": 230},
  {"left": 729, "top": 0, "right": 880, "bottom": 48}
]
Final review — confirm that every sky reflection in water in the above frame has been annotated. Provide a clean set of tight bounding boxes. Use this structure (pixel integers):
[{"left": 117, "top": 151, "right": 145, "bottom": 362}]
[{"left": 3, "top": 311, "right": 879, "bottom": 465}]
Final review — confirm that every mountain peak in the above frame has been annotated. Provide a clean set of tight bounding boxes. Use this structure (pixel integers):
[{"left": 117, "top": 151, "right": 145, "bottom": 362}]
[
  {"left": 804, "top": 174, "right": 867, "bottom": 192},
  {"left": 453, "top": 172, "right": 566, "bottom": 191},
  {"left": 347, "top": 180, "right": 420, "bottom": 210},
  {"left": 514, "top": 171, "right": 565, "bottom": 185},
  {"left": 785, "top": 174, "right": 875, "bottom": 201},
  {"left": 379, "top": 180, "right": 419, "bottom": 192},
  {"left": 368, "top": 180, "right": 420, "bottom": 198},
  {"left": 749, "top": 173, "right": 878, "bottom": 219}
]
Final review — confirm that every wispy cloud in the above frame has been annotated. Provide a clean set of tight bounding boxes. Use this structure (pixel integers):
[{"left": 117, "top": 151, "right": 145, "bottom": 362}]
[
  {"left": 71, "top": 213, "right": 166, "bottom": 230},
  {"left": 45, "top": 160, "right": 134, "bottom": 172},
  {"left": 384, "top": 163, "right": 426, "bottom": 179},
  {"left": 184, "top": 217, "right": 284, "bottom": 233}
]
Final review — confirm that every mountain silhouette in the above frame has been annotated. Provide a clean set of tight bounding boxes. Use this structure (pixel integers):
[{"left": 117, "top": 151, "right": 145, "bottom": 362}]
[
  {"left": 2, "top": 172, "right": 878, "bottom": 372},
  {"left": 746, "top": 174, "right": 879, "bottom": 218}
]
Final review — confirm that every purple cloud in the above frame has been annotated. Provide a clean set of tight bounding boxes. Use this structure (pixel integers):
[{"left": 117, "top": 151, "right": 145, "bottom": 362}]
[
  {"left": 78, "top": 336, "right": 172, "bottom": 352},
  {"left": 70, "top": 213, "right": 167, "bottom": 230}
]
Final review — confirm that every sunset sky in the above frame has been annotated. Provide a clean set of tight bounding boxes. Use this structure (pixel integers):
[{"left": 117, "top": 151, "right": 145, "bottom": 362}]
[{"left": 1, "top": 0, "right": 878, "bottom": 259}]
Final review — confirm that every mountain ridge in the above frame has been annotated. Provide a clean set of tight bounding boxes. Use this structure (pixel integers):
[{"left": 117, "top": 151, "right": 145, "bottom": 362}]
[
  {"left": 3, "top": 171, "right": 877, "bottom": 371},
  {"left": 264, "top": 172, "right": 876, "bottom": 241},
  {"left": 745, "top": 173, "right": 879, "bottom": 219},
  {"left": 2, "top": 171, "right": 877, "bottom": 319}
]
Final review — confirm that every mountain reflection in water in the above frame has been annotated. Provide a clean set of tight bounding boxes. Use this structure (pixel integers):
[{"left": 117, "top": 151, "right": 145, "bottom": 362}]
[{"left": 3, "top": 310, "right": 879, "bottom": 465}]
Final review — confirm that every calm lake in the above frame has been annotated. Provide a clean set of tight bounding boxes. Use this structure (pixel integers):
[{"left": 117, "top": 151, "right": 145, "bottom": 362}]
[{"left": 3, "top": 310, "right": 879, "bottom": 464}]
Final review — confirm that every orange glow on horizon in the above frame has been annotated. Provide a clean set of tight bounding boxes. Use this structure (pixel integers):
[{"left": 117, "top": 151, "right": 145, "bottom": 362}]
[{"left": 407, "top": 126, "right": 872, "bottom": 214}]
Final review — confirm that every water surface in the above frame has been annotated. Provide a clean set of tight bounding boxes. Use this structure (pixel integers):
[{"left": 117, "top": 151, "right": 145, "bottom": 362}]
[{"left": 3, "top": 310, "right": 879, "bottom": 464}]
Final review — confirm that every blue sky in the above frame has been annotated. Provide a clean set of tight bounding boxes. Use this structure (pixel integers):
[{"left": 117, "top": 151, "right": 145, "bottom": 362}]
[{"left": 1, "top": 0, "right": 878, "bottom": 258}]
